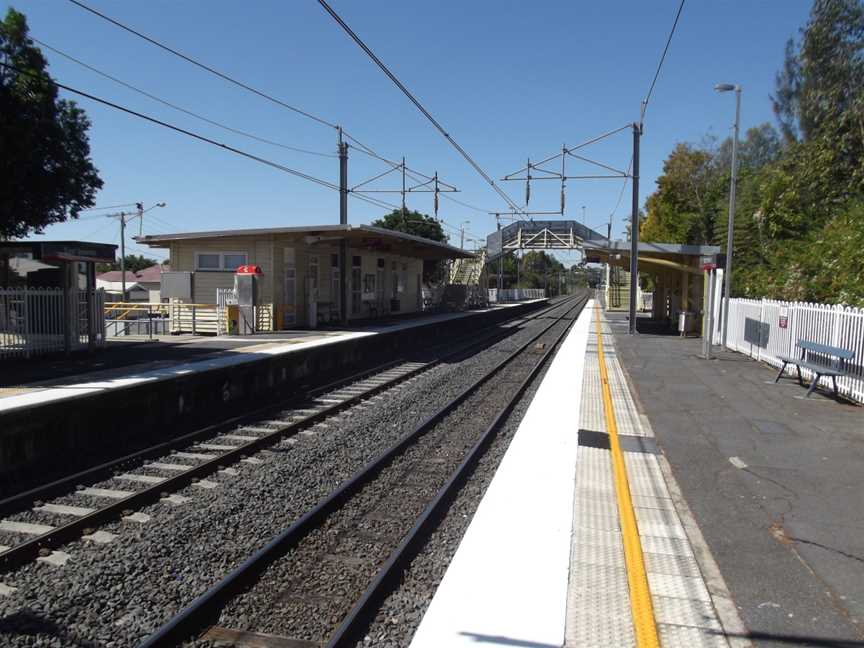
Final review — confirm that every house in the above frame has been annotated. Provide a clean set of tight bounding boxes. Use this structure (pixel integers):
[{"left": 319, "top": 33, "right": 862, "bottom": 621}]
[
  {"left": 136, "top": 224, "right": 473, "bottom": 329},
  {"left": 96, "top": 265, "right": 167, "bottom": 302}
]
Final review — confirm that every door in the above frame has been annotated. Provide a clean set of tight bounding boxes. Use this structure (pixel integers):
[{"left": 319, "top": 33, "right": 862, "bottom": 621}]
[{"left": 283, "top": 247, "right": 296, "bottom": 327}]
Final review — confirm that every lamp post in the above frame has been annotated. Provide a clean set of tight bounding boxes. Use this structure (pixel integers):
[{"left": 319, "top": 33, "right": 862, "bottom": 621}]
[{"left": 715, "top": 83, "right": 741, "bottom": 348}]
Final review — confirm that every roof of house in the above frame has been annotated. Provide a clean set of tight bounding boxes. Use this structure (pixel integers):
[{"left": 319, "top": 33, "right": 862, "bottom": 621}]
[
  {"left": 97, "top": 265, "right": 168, "bottom": 283},
  {"left": 136, "top": 224, "right": 474, "bottom": 260}
]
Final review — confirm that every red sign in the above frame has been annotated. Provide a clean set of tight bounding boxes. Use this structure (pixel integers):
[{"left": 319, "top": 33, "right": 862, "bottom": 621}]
[
  {"left": 235, "top": 264, "right": 263, "bottom": 275},
  {"left": 701, "top": 263, "right": 717, "bottom": 271}
]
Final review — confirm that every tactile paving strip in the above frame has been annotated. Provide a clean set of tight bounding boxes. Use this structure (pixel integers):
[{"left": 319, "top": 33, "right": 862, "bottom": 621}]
[{"left": 566, "top": 308, "right": 729, "bottom": 648}]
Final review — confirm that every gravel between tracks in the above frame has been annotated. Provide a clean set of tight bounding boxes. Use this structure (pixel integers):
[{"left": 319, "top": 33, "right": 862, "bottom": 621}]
[{"left": 0, "top": 300, "right": 579, "bottom": 648}]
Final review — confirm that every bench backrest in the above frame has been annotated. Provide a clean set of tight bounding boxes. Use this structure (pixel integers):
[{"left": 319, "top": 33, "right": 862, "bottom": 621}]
[
  {"left": 797, "top": 340, "right": 854, "bottom": 372},
  {"left": 797, "top": 340, "right": 855, "bottom": 360}
]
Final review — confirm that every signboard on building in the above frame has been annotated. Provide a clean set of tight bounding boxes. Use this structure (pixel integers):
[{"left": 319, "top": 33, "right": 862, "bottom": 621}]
[{"left": 779, "top": 306, "right": 789, "bottom": 329}]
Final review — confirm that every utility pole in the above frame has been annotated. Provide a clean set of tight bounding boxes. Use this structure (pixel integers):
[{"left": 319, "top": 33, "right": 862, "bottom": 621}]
[
  {"left": 401, "top": 156, "right": 407, "bottom": 226},
  {"left": 628, "top": 120, "right": 641, "bottom": 335},
  {"left": 338, "top": 127, "right": 349, "bottom": 324},
  {"left": 720, "top": 86, "right": 741, "bottom": 347},
  {"left": 496, "top": 216, "right": 503, "bottom": 291}
]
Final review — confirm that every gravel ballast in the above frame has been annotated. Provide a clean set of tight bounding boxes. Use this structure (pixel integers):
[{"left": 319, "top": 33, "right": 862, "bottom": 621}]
[{"left": 0, "top": 297, "right": 582, "bottom": 647}]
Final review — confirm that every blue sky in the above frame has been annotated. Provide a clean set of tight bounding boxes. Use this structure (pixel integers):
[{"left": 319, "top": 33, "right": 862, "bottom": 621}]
[{"left": 8, "top": 1, "right": 811, "bottom": 264}]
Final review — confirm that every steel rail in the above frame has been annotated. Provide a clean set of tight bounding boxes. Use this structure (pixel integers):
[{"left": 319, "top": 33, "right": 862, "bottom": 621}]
[
  {"left": 326, "top": 295, "right": 588, "bottom": 646},
  {"left": 137, "top": 295, "right": 586, "bottom": 647},
  {"left": 0, "top": 297, "right": 574, "bottom": 571}
]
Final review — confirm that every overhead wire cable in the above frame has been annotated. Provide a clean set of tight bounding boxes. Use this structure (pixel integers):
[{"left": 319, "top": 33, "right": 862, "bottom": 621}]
[
  {"left": 66, "top": 0, "right": 339, "bottom": 130},
  {"left": 642, "top": 0, "right": 685, "bottom": 118},
  {"left": 316, "top": 0, "right": 524, "bottom": 215},
  {"left": 1, "top": 62, "right": 396, "bottom": 215},
  {"left": 33, "top": 38, "right": 336, "bottom": 158}
]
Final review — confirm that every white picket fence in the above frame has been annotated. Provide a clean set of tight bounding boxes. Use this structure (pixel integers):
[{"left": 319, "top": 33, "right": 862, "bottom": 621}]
[
  {"left": 0, "top": 287, "right": 106, "bottom": 359},
  {"left": 488, "top": 288, "right": 546, "bottom": 303},
  {"left": 725, "top": 298, "right": 864, "bottom": 403}
]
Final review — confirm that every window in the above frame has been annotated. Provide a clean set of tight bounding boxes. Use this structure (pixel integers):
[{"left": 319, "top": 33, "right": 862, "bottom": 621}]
[
  {"left": 363, "top": 273, "right": 376, "bottom": 293},
  {"left": 223, "top": 253, "right": 246, "bottom": 271},
  {"left": 195, "top": 251, "right": 247, "bottom": 271}
]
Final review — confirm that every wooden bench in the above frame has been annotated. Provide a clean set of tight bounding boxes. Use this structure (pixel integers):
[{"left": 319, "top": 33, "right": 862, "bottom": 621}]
[{"left": 775, "top": 340, "right": 854, "bottom": 398}]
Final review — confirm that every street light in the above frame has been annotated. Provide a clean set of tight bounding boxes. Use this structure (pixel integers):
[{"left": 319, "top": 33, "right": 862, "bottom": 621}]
[{"left": 715, "top": 83, "right": 741, "bottom": 348}]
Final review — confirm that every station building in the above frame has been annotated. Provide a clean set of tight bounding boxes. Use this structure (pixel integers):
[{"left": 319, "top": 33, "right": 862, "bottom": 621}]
[{"left": 137, "top": 224, "right": 473, "bottom": 329}]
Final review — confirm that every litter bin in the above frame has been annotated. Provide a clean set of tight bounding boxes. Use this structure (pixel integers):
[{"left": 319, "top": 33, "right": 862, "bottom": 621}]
[{"left": 678, "top": 310, "right": 697, "bottom": 336}]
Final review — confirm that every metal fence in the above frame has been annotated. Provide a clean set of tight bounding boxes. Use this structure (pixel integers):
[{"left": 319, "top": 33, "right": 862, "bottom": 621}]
[
  {"left": 725, "top": 298, "right": 864, "bottom": 403},
  {"left": 488, "top": 288, "right": 546, "bottom": 303},
  {"left": 0, "top": 287, "right": 106, "bottom": 359}
]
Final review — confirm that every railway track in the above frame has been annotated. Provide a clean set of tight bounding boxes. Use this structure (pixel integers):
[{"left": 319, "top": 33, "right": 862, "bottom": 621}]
[
  {"left": 139, "top": 294, "right": 589, "bottom": 647},
  {"left": 0, "top": 296, "right": 579, "bottom": 574}
]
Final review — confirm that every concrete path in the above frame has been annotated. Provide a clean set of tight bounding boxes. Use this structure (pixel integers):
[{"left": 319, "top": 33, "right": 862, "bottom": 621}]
[{"left": 612, "top": 313, "right": 864, "bottom": 647}]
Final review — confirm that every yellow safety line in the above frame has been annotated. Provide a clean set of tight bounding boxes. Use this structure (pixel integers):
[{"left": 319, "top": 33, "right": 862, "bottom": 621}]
[{"left": 594, "top": 304, "right": 660, "bottom": 648}]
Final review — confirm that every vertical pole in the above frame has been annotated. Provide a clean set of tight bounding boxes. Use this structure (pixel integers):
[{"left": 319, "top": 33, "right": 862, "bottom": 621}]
[
  {"left": 338, "top": 127, "right": 349, "bottom": 325},
  {"left": 721, "top": 87, "right": 741, "bottom": 347},
  {"left": 460, "top": 225, "right": 465, "bottom": 249},
  {"left": 120, "top": 213, "right": 127, "bottom": 303},
  {"left": 433, "top": 172, "right": 439, "bottom": 221},
  {"left": 628, "top": 122, "right": 641, "bottom": 335},
  {"left": 702, "top": 269, "right": 713, "bottom": 359},
  {"left": 496, "top": 218, "right": 503, "bottom": 291},
  {"left": 401, "top": 156, "right": 407, "bottom": 225}
]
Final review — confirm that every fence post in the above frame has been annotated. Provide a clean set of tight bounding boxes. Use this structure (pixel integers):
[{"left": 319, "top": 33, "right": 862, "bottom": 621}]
[
  {"left": 192, "top": 305, "right": 197, "bottom": 335},
  {"left": 757, "top": 298, "right": 766, "bottom": 362}
]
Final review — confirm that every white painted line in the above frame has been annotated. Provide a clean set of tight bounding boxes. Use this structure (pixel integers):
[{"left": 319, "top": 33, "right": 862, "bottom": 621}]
[
  {"left": 117, "top": 473, "right": 165, "bottom": 485},
  {"left": 122, "top": 512, "right": 151, "bottom": 523},
  {"left": 37, "top": 550, "right": 71, "bottom": 567},
  {"left": 146, "top": 462, "right": 194, "bottom": 472},
  {"left": 0, "top": 520, "right": 54, "bottom": 535},
  {"left": 728, "top": 456, "right": 747, "bottom": 470},
  {"left": 82, "top": 530, "right": 117, "bottom": 544},
  {"left": 410, "top": 301, "right": 594, "bottom": 648},
  {"left": 79, "top": 487, "right": 132, "bottom": 500},
  {"left": 34, "top": 503, "right": 96, "bottom": 517}
]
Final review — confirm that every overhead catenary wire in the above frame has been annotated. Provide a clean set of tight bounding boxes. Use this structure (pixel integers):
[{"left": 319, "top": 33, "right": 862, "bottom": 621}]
[
  {"left": 0, "top": 61, "right": 397, "bottom": 215},
  {"left": 33, "top": 38, "right": 337, "bottom": 159},
  {"left": 641, "top": 0, "right": 685, "bottom": 120},
  {"left": 67, "top": 0, "right": 339, "bottom": 131},
  {"left": 316, "top": 0, "right": 524, "bottom": 216}
]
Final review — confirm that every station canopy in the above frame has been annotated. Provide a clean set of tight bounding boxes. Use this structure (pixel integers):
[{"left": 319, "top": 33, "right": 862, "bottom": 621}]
[
  {"left": 583, "top": 240, "right": 721, "bottom": 274},
  {"left": 137, "top": 224, "right": 474, "bottom": 260}
]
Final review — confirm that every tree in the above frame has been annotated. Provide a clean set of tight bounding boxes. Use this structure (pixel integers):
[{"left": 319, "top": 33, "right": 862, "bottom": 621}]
[
  {"left": 372, "top": 209, "right": 448, "bottom": 283},
  {"left": 371, "top": 209, "right": 447, "bottom": 243},
  {"left": 0, "top": 8, "right": 103, "bottom": 239},
  {"left": 96, "top": 254, "right": 158, "bottom": 274}
]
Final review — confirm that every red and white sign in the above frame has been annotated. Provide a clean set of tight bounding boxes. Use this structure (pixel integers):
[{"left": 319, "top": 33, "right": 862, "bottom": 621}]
[
  {"left": 235, "top": 264, "right": 263, "bottom": 275},
  {"left": 779, "top": 306, "right": 789, "bottom": 329}
]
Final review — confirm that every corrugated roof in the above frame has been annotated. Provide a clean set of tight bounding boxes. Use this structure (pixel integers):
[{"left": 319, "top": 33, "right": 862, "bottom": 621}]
[{"left": 135, "top": 224, "right": 473, "bottom": 259}]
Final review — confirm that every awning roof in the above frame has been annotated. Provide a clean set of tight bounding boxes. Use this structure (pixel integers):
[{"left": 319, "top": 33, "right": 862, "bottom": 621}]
[
  {"left": 583, "top": 240, "right": 721, "bottom": 274},
  {"left": 136, "top": 224, "right": 474, "bottom": 260}
]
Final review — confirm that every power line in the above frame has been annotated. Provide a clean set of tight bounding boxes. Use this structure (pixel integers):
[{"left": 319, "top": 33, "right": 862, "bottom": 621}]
[
  {"left": 35, "top": 38, "right": 336, "bottom": 158},
  {"left": 1, "top": 62, "right": 396, "bottom": 215},
  {"left": 78, "top": 202, "right": 138, "bottom": 212},
  {"left": 316, "top": 0, "right": 524, "bottom": 216},
  {"left": 642, "top": 0, "right": 685, "bottom": 118},
  {"left": 67, "top": 0, "right": 339, "bottom": 130}
]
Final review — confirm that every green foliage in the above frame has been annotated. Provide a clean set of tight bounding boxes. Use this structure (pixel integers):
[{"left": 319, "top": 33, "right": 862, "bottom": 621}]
[
  {"left": 641, "top": 0, "right": 864, "bottom": 306},
  {"left": 0, "top": 8, "right": 103, "bottom": 239},
  {"left": 96, "top": 254, "right": 158, "bottom": 274},
  {"left": 371, "top": 209, "right": 447, "bottom": 243}
]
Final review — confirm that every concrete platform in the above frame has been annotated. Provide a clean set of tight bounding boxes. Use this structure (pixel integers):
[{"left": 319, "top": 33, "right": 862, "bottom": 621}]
[
  {"left": 0, "top": 300, "right": 545, "bottom": 497},
  {"left": 410, "top": 304, "right": 735, "bottom": 648},
  {"left": 613, "top": 312, "right": 864, "bottom": 647}
]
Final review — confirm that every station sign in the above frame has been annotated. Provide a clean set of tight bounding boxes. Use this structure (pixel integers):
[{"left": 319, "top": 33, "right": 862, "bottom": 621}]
[{"left": 779, "top": 306, "right": 789, "bottom": 329}]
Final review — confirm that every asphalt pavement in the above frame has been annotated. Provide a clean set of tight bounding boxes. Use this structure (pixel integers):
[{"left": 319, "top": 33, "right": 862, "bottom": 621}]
[{"left": 611, "top": 312, "right": 864, "bottom": 648}]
